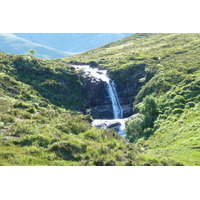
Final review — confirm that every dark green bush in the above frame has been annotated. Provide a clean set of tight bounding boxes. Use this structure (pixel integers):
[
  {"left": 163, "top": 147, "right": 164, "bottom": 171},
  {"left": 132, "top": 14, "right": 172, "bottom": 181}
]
[
  {"left": 107, "top": 141, "right": 118, "bottom": 148},
  {"left": 11, "top": 123, "right": 37, "bottom": 136},
  {"left": 13, "top": 102, "right": 29, "bottom": 109},
  {"left": 174, "top": 95, "right": 185, "bottom": 104},
  {"left": 152, "top": 56, "right": 159, "bottom": 60},
  {"left": 93, "top": 156, "right": 116, "bottom": 166},
  {"left": 185, "top": 102, "right": 195, "bottom": 109},
  {"left": 125, "top": 114, "right": 145, "bottom": 142},
  {"left": 49, "top": 140, "right": 87, "bottom": 160},
  {"left": 93, "top": 157, "right": 106, "bottom": 166},
  {"left": 0, "top": 115, "right": 15, "bottom": 124},
  {"left": 172, "top": 108, "right": 184, "bottom": 114},
  {"left": 126, "top": 95, "right": 158, "bottom": 142},
  {"left": 27, "top": 107, "right": 36, "bottom": 114},
  {"left": 80, "top": 128, "right": 101, "bottom": 140},
  {"left": 14, "top": 134, "right": 51, "bottom": 147},
  {"left": 105, "top": 159, "right": 116, "bottom": 166}
]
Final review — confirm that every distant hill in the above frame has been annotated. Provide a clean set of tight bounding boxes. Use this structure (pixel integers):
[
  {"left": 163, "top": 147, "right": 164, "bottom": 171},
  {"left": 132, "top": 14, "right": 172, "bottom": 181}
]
[
  {"left": 0, "top": 33, "right": 133, "bottom": 59},
  {"left": 14, "top": 33, "right": 133, "bottom": 53},
  {"left": 0, "top": 33, "right": 73, "bottom": 59}
]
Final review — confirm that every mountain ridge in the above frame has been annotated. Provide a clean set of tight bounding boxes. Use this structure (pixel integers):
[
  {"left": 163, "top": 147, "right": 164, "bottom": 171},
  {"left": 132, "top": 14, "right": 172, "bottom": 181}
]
[
  {"left": 0, "top": 33, "right": 73, "bottom": 59},
  {"left": 14, "top": 33, "right": 133, "bottom": 53},
  {"left": 0, "top": 33, "right": 133, "bottom": 59}
]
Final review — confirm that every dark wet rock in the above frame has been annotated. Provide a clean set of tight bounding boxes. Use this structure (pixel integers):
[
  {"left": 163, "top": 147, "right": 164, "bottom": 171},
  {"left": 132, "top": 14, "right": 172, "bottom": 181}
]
[
  {"left": 90, "top": 104, "right": 113, "bottom": 119},
  {"left": 79, "top": 74, "right": 114, "bottom": 119},
  {"left": 79, "top": 73, "right": 134, "bottom": 119},
  {"left": 121, "top": 104, "right": 133, "bottom": 118},
  {"left": 111, "top": 66, "right": 146, "bottom": 105},
  {"left": 73, "top": 64, "right": 145, "bottom": 119},
  {"left": 80, "top": 75, "right": 110, "bottom": 107}
]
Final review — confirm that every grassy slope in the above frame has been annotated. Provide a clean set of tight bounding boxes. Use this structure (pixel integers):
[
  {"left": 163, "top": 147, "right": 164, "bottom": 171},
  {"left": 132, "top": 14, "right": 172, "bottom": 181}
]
[
  {"left": 63, "top": 33, "right": 200, "bottom": 165},
  {"left": 0, "top": 52, "right": 171, "bottom": 166}
]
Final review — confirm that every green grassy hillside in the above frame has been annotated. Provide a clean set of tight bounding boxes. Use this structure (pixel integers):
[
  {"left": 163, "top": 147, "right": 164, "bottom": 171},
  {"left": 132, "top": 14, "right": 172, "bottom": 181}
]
[
  {"left": 64, "top": 33, "right": 200, "bottom": 165},
  {"left": 0, "top": 52, "right": 174, "bottom": 166},
  {"left": 0, "top": 33, "right": 199, "bottom": 165}
]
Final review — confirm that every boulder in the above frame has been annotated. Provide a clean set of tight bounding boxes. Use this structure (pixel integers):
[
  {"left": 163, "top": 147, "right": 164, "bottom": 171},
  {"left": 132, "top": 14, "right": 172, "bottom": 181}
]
[{"left": 92, "top": 119, "right": 127, "bottom": 136}]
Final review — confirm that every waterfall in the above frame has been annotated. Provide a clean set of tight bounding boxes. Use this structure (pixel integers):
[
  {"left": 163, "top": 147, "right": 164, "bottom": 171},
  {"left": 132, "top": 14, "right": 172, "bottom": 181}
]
[
  {"left": 106, "top": 80, "right": 123, "bottom": 119},
  {"left": 71, "top": 64, "right": 126, "bottom": 136}
]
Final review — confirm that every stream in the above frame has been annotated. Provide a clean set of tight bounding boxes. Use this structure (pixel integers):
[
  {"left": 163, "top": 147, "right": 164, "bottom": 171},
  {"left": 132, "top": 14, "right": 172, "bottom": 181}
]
[{"left": 71, "top": 64, "right": 127, "bottom": 136}]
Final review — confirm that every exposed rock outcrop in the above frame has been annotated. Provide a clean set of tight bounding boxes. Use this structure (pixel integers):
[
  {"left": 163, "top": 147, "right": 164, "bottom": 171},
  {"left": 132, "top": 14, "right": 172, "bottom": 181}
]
[
  {"left": 110, "top": 64, "right": 146, "bottom": 117},
  {"left": 73, "top": 64, "right": 146, "bottom": 119},
  {"left": 90, "top": 104, "right": 113, "bottom": 119},
  {"left": 78, "top": 70, "right": 114, "bottom": 119},
  {"left": 121, "top": 104, "right": 133, "bottom": 118}
]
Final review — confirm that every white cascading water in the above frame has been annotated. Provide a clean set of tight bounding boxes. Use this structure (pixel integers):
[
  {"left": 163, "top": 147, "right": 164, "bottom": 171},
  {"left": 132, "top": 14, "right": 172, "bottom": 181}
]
[
  {"left": 106, "top": 80, "right": 123, "bottom": 119},
  {"left": 71, "top": 64, "right": 126, "bottom": 136}
]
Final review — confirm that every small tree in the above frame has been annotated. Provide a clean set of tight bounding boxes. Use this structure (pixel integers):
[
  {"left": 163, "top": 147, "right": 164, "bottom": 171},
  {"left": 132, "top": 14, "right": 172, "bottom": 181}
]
[
  {"left": 125, "top": 114, "right": 145, "bottom": 142},
  {"left": 125, "top": 95, "right": 158, "bottom": 142},
  {"left": 28, "top": 49, "right": 36, "bottom": 56},
  {"left": 140, "top": 95, "right": 158, "bottom": 127}
]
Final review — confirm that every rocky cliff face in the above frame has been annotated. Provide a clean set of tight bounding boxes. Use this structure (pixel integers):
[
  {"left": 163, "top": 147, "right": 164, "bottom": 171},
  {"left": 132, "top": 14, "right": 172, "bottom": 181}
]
[
  {"left": 79, "top": 74, "right": 113, "bottom": 119},
  {"left": 78, "top": 64, "right": 146, "bottom": 119},
  {"left": 110, "top": 66, "right": 146, "bottom": 118}
]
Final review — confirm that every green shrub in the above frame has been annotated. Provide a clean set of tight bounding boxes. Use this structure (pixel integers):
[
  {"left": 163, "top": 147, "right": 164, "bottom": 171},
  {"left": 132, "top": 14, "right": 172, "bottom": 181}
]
[
  {"left": 13, "top": 102, "right": 29, "bottom": 109},
  {"left": 93, "top": 156, "right": 116, "bottom": 166},
  {"left": 98, "top": 145, "right": 110, "bottom": 155},
  {"left": 0, "top": 115, "right": 15, "bottom": 124},
  {"left": 140, "top": 95, "right": 158, "bottom": 123},
  {"left": 174, "top": 95, "right": 185, "bottom": 104},
  {"left": 21, "top": 112, "right": 32, "bottom": 119},
  {"left": 125, "top": 159, "right": 135, "bottom": 166},
  {"left": 143, "top": 128, "right": 154, "bottom": 139},
  {"left": 107, "top": 140, "right": 118, "bottom": 148},
  {"left": 185, "top": 102, "right": 195, "bottom": 109},
  {"left": 125, "top": 114, "right": 145, "bottom": 142},
  {"left": 93, "top": 157, "right": 106, "bottom": 166},
  {"left": 80, "top": 128, "right": 100, "bottom": 140},
  {"left": 173, "top": 103, "right": 185, "bottom": 109},
  {"left": 152, "top": 56, "right": 159, "bottom": 60},
  {"left": 27, "top": 107, "right": 36, "bottom": 114},
  {"left": 56, "top": 124, "right": 71, "bottom": 134},
  {"left": 126, "top": 96, "right": 158, "bottom": 142},
  {"left": 49, "top": 140, "right": 87, "bottom": 160},
  {"left": 11, "top": 123, "right": 37, "bottom": 136},
  {"left": 105, "top": 159, "right": 116, "bottom": 166},
  {"left": 14, "top": 134, "right": 51, "bottom": 147},
  {"left": 172, "top": 108, "right": 184, "bottom": 114},
  {"left": 115, "top": 154, "right": 125, "bottom": 162}
]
